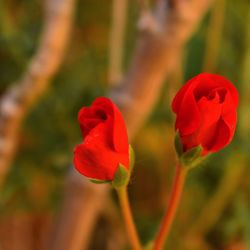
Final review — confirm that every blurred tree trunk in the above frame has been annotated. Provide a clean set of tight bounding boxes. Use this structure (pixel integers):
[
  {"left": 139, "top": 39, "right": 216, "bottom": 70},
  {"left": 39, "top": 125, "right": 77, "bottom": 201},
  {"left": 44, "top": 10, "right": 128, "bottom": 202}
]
[
  {"left": 108, "top": 0, "right": 128, "bottom": 85},
  {"left": 0, "top": 0, "right": 75, "bottom": 249},
  {"left": 0, "top": 213, "right": 53, "bottom": 250},
  {"left": 0, "top": 0, "right": 75, "bottom": 187},
  {"left": 50, "top": 1, "right": 215, "bottom": 250}
]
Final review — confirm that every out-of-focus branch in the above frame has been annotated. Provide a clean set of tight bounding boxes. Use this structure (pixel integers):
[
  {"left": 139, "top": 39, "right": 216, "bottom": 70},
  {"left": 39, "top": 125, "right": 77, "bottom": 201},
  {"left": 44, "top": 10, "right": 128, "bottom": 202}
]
[
  {"left": 50, "top": 172, "right": 109, "bottom": 250},
  {"left": 0, "top": 0, "right": 75, "bottom": 187},
  {"left": 110, "top": 0, "right": 214, "bottom": 138},
  {"left": 0, "top": 214, "right": 33, "bottom": 250},
  {"left": 104, "top": 197, "right": 126, "bottom": 250},
  {"left": 108, "top": 0, "right": 128, "bottom": 85},
  {"left": 167, "top": 53, "right": 184, "bottom": 105},
  {"left": 202, "top": 0, "right": 226, "bottom": 72},
  {"left": 51, "top": 1, "right": 214, "bottom": 249},
  {"left": 138, "top": 0, "right": 149, "bottom": 11}
]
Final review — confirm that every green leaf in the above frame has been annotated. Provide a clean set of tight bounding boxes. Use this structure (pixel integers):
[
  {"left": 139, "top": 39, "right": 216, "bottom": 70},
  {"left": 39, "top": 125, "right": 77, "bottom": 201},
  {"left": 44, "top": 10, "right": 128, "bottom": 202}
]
[{"left": 112, "top": 164, "right": 130, "bottom": 189}]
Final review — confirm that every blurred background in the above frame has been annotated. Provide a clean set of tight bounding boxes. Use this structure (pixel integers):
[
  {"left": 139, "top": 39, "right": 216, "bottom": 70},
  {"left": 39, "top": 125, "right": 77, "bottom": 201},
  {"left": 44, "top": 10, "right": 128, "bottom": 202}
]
[{"left": 0, "top": 0, "right": 250, "bottom": 249}]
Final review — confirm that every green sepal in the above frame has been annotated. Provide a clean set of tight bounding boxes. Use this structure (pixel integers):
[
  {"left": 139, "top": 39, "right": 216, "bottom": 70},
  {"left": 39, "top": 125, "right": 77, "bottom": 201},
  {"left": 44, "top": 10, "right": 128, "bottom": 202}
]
[
  {"left": 174, "top": 131, "right": 204, "bottom": 169},
  {"left": 112, "top": 144, "right": 135, "bottom": 189},
  {"left": 89, "top": 179, "right": 111, "bottom": 184},
  {"left": 112, "top": 164, "right": 130, "bottom": 188},
  {"left": 180, "top": 145, "right": 203, "bottom": 169},
  {"left": 174, "top": 131, "right": 183, "bottom": 157}
]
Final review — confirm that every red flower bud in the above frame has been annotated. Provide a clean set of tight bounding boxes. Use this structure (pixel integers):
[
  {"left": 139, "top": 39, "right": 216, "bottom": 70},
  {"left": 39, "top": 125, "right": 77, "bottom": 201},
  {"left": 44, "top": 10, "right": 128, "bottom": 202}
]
[
  {"left": 73, "top": 97, "right": 129, "bottom": 181},
  {"left": 172, "top": 73, "right": 239, "bottom": 155}
]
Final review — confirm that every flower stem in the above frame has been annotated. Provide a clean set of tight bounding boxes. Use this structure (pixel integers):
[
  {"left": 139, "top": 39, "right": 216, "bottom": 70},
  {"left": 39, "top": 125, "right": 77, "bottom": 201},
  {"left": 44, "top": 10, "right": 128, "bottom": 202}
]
[
  {"left": 117, "top": 187, "right": 142, "bottom": 250},
  {"left": 153, "top": 164, "right": 188, "bottom": 250}
]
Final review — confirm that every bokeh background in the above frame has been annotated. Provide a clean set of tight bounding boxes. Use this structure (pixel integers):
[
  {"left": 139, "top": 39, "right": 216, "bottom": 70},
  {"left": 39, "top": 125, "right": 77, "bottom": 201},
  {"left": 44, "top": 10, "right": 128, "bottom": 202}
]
[{"left": 0, "top": 0, "right": 250, "bottom": 249}]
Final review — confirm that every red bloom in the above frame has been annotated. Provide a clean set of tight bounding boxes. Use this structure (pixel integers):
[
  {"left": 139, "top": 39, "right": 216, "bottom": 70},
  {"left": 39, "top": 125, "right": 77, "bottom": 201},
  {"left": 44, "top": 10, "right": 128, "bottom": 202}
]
[
  {"left": 73, "top": 97, "right": 129, "bottom": 181},
  {"left": 172, "top": 73, "right": 238, "bottom": 155}
]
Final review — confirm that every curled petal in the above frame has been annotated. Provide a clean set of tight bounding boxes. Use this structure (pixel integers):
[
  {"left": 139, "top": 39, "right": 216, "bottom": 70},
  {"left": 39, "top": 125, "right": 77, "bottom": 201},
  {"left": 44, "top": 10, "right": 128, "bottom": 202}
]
[
  {"left": 221, "top": 91, "right": 237, "bottom": 133},
  {"left": 193, "top": 73, "right": 239, "bottom": 106},
  {"left": 78, "top": 106, "right": 107, "bottom": 138},
  {"left": 74, "top": 97, "right": 130, "bottom": 181},
  {"left": 112, "top": 104, "right": 129, "bottom": 153},
  {"left": 92, "top": 97, "right": 114, "bottom": 115},
  {"left": 172, "top": 79, "right": 193, "bottom": 113},
  {"left": 173, "top": 73, "right": 238, "bottom": 154},
  {"left": 175, "top": 91, "right": 201, "bottom": 136},
  {"left": 180, "top": 94, "right": 222, "bottom": 152},
  {"left": 75, "top": 115, "right": 129, "bottom": 180},
  {"left": 74, "top": 141, "right": 129, "bottom": 180},
  {"left": 203, "top": 119, "right": 232, "bottom": 152},
  {"left": 90, "top": 97, "right": 128, "bottom": 153},
  {"left": 196, "top": 93, "right": 222, "bottom": 139},
  {"left": 79, "top": 117, "right": 105, "bottom": 138},
  {"left": 84, "top": 119, "right": 113, "bottom": 151}
]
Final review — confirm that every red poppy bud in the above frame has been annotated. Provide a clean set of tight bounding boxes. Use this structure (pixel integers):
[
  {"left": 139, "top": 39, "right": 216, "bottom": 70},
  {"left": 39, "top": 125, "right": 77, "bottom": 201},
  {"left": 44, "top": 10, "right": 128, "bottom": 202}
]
[
  {"left": 172, "top": 73, "right": 239, "bottom": 155},
  {"left": 73, "top": 97, "right": 129, "bottom": 181}
]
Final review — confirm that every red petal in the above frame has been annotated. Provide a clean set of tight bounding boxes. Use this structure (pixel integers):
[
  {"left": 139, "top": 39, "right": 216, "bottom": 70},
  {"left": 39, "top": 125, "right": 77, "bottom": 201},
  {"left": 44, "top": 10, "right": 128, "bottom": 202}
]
[
  {"left": 180, "top": 133, "right": 199, "bottom": 152},
  {"left": 74, "top": 144, "right": 112, "bottom": 180},
  {"left": 112, "top": 104, "right": 129, "bottom": 153},
  {"left": 175, "top": 91, "right": 201, "bottom": 136},
  {"left": 193, "top": 73, "right": 238, "bottom": 106},
  {"left": 202, "top": 119, "right": 231, "bottom": 152},
  {"left": 172, "top": 73, "right": 238, "bottom": 107},
  {"left": 196, "top": 94, "right": 222, "bottom": 150},
  {"left": 73, "top": 141, "right": 129, "bottom": 181},
  {"left": 197, "top": 93, "right": 222, "bottom": 135},
  {"left": 221, "top": 91, "right": 237, "bottom": 134},
  {"left": 212, "top": 74, "right": 239, "bottom": 107},
  {"left": 180, "top": 93, "right": 222, "bottom": 151},
  {"left": 172, "top": 79, "right": 193, "bottom": 113},
  {"left": 79, "top": 117, "right": 104, "bottom": 137},
  {"left": 78, "top": 104, "right": 107, "bottom": 138},
  {"left": 84, "top": 117, "right": 113, "bottom": 150},
  {"left": 78, "top": 97, "right": 114, "bottom": 139},
  {"left": 92, "top": 97, "right": 113, "bottom": 115},
  {"left": 92, "top": 97, "right": 129, "bottom": 153},
  {"left": 74, "top": 97, "right": 130, "bottom": 180}
]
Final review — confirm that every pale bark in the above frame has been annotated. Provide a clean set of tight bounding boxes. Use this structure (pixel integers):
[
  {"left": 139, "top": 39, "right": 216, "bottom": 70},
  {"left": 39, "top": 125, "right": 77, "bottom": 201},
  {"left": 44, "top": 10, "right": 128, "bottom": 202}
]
[
  {"left": 110, "top": 0, "right": 214, "bottom": 138},
  {"left": 108, "top": 0, "right": 128, "bottom": 85},
  {"left": 0, "top": 0, "right": 75, "bottom": 186},
  {"left": 0, "top": 214, "right": 33, "bottom": 250},
  {"left": 50, "top": 171, "right": 109, "bottom": 250},
  {"left": 51, "top": 1, "right": 214, "bottom": 250}
]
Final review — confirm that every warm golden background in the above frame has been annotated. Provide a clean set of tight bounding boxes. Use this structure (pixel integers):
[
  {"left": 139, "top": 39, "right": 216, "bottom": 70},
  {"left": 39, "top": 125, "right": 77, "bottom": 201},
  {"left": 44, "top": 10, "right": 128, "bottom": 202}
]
[{"left": 0, "top": 0, "right": 249, "bottom": 249}]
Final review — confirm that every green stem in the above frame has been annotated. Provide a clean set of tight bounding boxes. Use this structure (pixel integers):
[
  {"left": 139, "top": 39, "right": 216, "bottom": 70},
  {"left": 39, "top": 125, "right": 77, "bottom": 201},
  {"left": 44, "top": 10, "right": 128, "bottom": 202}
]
[
  {"left": 153, "top": 164, "right": 188, "bottom": 250},
  {"left": 117, "top": 187, "right": 142, "bottom": 250}
]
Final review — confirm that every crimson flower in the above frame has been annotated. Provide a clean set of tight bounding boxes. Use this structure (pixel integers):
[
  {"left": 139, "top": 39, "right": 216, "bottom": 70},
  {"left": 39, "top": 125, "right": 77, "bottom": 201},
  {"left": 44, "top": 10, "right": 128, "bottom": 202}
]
[
  {"left": 172, "top": 73, "right": 239, "bottom": 155},
  {"left": 73, "top": 97, "right": 129, "bottom": 181}
]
